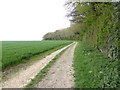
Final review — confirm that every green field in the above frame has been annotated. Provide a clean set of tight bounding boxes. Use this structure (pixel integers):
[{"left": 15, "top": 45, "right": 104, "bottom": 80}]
[
  {"left": 0, "top": 41, "right": 2, "bottom": 71},
  {"left": 2, "top": 40, "right": 72, "bottom": 70},
  {"left": 73, "top": 42, "right": 119, "bottom": 88}
]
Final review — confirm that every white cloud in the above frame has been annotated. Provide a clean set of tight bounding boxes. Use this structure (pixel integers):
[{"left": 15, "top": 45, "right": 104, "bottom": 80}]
[{"left": 0, "top": 0, "right": 70, "bottom": 41}]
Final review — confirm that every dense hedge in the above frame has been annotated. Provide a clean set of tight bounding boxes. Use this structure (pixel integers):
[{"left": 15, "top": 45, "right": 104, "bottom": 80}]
[{"left": 43, "top": 2, "right": 120, "bottom": 60}]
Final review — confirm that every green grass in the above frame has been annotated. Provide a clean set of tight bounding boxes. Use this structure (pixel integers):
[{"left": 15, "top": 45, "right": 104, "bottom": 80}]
[
  {"left": 0, "top": 41, "right": 2, "bottom": 71},
  {"left": 25, "top": 46, "right": 68, "bottom": 88},
  {"left": 2, "top": 40, "right": 72, "bottom": 70},
  {"left": 73, "top": 42, "right": 120, "bottom": 88}
]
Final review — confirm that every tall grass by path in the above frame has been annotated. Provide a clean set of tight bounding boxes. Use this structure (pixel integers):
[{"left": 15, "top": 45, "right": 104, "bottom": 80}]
[
  {"left": 73, "top": 42, "right": 120, "bottom": 88},
  {"left": 2, "top": 40, "right": 73, "bottom": 70}
]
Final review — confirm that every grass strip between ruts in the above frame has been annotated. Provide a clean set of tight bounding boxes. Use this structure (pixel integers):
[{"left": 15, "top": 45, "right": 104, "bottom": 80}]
[{"left": 24, "top": 46, "right": 70, "bottom": 88}]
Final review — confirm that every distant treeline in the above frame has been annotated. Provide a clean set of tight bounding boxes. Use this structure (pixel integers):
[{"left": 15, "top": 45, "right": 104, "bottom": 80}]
[
  {"left": 43, "top": 24, "right": 81, "bottom": 40},
  {"left": 43, "top": 1, "right": 120, "bottom": 60}
]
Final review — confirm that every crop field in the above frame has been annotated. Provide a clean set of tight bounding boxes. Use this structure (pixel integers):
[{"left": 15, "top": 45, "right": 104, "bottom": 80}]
[{"left": 2, "top": 40, "right": 72, "bottom": 70}]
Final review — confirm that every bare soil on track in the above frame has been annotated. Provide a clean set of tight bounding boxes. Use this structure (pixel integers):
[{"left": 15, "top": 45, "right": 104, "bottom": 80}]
[{"left": 36, "top": 43, "right": 77, "bottom": 88}]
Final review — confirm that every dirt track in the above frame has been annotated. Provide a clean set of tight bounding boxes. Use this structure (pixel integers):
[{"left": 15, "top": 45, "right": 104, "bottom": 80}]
[
  {"left": 36, "top": 43, "right": 77, "bottom": 88},
  {"left": 2, "top": 42, "right": 75, "bottom": 88}
]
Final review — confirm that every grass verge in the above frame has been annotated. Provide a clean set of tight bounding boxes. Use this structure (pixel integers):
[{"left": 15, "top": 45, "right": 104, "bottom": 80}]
[
  {"left": 24, "top": 46, "right": 69, "bottom": 88},
  {"left": 73, "top": 42, "right": 120, "bottom": 88}
]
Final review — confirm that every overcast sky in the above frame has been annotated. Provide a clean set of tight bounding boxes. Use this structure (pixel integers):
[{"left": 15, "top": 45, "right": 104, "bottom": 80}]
[{"left": 0, "top": 0, "right": 70, "bottom": 41}]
